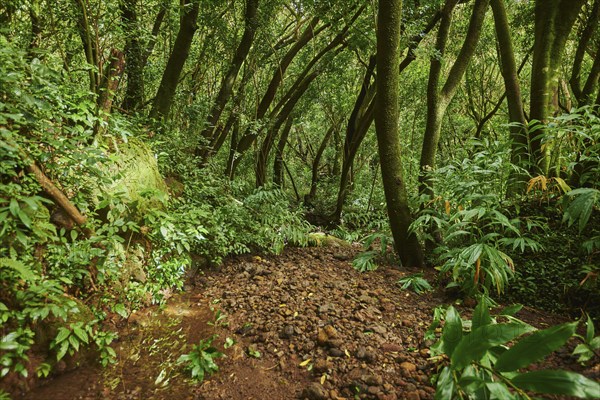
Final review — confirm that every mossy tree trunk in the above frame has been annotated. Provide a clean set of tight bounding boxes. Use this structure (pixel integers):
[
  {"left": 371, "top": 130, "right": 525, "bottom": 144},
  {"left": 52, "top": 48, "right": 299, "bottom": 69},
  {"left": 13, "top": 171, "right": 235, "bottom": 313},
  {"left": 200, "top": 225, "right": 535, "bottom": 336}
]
[
  {"left": 529, "top": 0, "right": 586, "bottom": 174},
  {"left": 418, "top": 0, "right": 489, "bottom": 200},
  {"left": 375, "top": 0, "right": 423, "bottom": 268},
  {"left": 491, "top": 0, "right": 529, "bottom": 194},
  {"left": 149, "top": 0, "right": 200, "bottom": 120}
]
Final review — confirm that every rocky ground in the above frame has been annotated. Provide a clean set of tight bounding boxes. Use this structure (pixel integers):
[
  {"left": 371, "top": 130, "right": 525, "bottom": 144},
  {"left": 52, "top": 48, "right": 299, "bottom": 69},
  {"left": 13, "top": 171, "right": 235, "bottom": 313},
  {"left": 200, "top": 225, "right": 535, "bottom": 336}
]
[{"left": 12, "top": 243, "right": 598, "bottom": 400}]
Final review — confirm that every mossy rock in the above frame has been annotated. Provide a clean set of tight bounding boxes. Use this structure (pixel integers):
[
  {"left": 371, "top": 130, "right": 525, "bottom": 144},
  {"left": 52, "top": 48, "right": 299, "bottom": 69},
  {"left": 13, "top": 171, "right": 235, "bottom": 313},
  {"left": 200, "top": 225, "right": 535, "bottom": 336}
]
[
  {"left": 97, "top": 138, "right": 169, "bottom": 218},
  {"left": 308, "top": 232, "right": 352, "bottom": 248}
]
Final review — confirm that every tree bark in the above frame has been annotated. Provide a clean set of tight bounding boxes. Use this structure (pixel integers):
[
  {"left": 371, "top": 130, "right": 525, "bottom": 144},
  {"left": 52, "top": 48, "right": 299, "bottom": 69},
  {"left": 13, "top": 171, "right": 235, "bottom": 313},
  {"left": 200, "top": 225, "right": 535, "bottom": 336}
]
[
  {"left": 491, "top": 0, "right": 529, "bottom": 194},
  {"left": 149, "top": 0, "right": 200, "bottom": 120},
  {"left": 419, "top": 0, "right": 489, "bottom": 199},
  {"left": 273, "top": 116, "right": 295, "bottom": 187},
  {"left": 120, "top": 0, "right": 144, "bottom": 112},
  {"left": 333, "top": 9, "right": 442, "bottom": 223},
  {"left": 529, "top": 0, "right": 586, "bottom": 173},
  {"left": 306, "top": 126, "right": 334, "bottom": 202},
  {"left": 376, "top": 0, "right": 424, "bottom": 268},
  {"left": 198, "top": 0, "right": 260, "bottom": 148}
]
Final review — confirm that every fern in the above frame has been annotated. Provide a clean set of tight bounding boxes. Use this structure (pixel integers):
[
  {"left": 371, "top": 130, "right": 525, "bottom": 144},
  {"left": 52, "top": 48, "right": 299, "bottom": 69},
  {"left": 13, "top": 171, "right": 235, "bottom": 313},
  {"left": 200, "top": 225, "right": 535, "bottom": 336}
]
[
  {"left": 563, "top": 188, "right": 600, "bottom": 233},
  {"left": 0, "top": 257, "right": 37, "bottom": 281}
]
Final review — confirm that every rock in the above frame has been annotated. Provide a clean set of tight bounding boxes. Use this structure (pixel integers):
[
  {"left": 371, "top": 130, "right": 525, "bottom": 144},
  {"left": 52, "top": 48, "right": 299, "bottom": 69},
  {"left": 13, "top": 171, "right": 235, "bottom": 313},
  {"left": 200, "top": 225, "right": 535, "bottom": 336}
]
[
  {"left": 280, "top": 324, "right": 295, "bottom": 339},
  {"left": 362, "top": 374, "right": 383, "bottom": 386},
  {"left": 367, "top": 325, "right": 387, "bottom": 335},
  {"left": 400, "top": 362, "right": 417, "bottom": 375},
  {"left": 317, "top": 329, "right": 329, "bottom": 347},
  {"left": 329, "top": 348, "right": 344, "bottom": 357},
  {"left": 356, "top": 346, "right": 376, "bottom": 363},
  {"left": 313, "top": 359, "right": 331, "bottom": 373},
  {"left": 405, "top": 391, "right": 420, "bottom": 400},
  {"left": 368, "top": 386, "right": 381, "bottom": 395},
  {"left": 381, "top": 343, "right": 403, "bottom": 353},
  {"left": 301, "top": 383, "right": 328, "bottom": 400}
]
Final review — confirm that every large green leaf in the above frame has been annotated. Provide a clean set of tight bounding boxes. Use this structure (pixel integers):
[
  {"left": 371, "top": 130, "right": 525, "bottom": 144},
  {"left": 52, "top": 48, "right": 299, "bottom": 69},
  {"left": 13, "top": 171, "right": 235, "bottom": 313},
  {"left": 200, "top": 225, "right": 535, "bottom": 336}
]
[
  {"left": 472, "top": 301, "right": 492, "bottom": 331},
  {"left": 434, "top": 366, "right": 455, "bottom": 400},
  {"left": 451, "top": 323, "right": 534, "bottom": 369},
  {"left": 511, "top": 370, "right": 600, "bottom": 398},
  {"left": 494, "top": 322, "right": 577, "bottom": 372},
  {"left": 442, "top": 306, "right": 463, "bottom": 358}
]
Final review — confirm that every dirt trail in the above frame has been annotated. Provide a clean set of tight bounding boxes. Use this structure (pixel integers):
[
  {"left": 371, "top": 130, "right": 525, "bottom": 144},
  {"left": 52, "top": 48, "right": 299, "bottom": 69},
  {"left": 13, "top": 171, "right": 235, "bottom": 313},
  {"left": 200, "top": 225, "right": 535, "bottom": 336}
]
[{"left": 13, "top": 245, "right": 596, "bottom": 400}]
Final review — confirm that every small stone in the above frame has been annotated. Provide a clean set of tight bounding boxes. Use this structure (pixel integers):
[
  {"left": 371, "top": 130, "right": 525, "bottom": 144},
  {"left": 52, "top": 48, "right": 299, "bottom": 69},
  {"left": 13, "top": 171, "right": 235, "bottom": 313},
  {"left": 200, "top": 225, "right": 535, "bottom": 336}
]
[
  {"left": 280, "top": 324, "right": 295, "bottom": 339},
  {"left": 368, "top": 386, "right": 381, "bottom": 395},
  {"left": 313, "top": 359, "right": 331, "bottom": 373},
  {"left": 405, "top": 391, "right": 420, "bottom": 400},
  {"left": 368, "top": 325, "right": 387, "bottom": 335},
  {"left": 301, "top": 382, "right": 328, "bottom": 400},
  {"left": 400, "top": 361, "right": 417, "bottom": 375},
  {"left": 329, "top": 348, "right": 344, "bottom": 357},
  {"left": 362, "top": 374, "right": 383, "bottom": 386},
  {"left": 317, "top": 331, "right": 328, "bottom": 347},
  {"left": 381, "top": 343, "right": 403, "bottom": 353}
]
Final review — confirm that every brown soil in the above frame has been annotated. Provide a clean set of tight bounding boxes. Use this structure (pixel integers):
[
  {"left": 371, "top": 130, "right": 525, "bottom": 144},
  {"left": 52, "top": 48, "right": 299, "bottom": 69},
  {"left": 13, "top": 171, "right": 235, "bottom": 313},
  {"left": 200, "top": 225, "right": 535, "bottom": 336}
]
[{"left": 8, "top": 245, "right": 600, "bottom": 400}]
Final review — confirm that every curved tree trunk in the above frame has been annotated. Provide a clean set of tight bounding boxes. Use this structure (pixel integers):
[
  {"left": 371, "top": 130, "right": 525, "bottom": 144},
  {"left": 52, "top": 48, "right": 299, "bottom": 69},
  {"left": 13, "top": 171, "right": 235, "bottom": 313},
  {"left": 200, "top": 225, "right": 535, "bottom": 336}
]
[
  {"left": 149, "top": 0, "right": 200, "bottom": 120},
  {"left": 333, "top": 9, "right": 442, "bottom": 223},
  {"left": 419, "top": 0, "right": 489, "bottom": 199},
  {"left": 376, "top": 0, "right": 423, "bottom": 268},
  {"left": 197, "top": 0, "right": 260, "bottom": 155}
]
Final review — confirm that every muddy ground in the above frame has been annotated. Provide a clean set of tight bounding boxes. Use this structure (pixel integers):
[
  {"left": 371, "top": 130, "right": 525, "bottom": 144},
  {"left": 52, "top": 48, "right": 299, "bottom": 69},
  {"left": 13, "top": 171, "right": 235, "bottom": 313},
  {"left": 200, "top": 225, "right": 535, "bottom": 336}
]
[{"left": 9, "top": 244, "right": 600, "bottom": 400}]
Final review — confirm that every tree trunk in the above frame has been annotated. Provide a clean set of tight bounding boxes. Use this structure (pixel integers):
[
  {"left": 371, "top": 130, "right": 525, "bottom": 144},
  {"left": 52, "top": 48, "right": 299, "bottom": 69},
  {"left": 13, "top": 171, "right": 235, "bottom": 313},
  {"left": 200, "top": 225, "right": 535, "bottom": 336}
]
[
  {"left": 333, "top": 9, "right": 442, "bottom": 223},
  {"left": 419, "top": 0, "right": 489, "bottom": 199},
  {"left": 529, "top": 0, "right": 586, "bottom": 173},
  {"left": 198, "top": 0, "right": 260, "bottom": 148},
  {"left": 306, "top": 126, "right": 334, "bottom": 202},
  {"left": 73, "top": 0, "right": 99, "bottom": 94},
  {"left": 120, "top": 0, "right": 144, "bottom": 112},
  {"left": 491, "top": 0, "right": 529, "bottom": 194},
  {"left": 255, "top": 72, "right": 319, "bottom": 187},
  {"left": 149, "top": 0, "right": 200, "bottom": 120},
  {"left": 273, "top": 116, "right": 295, "bottom": 187},
  {"left": 376, "top": 0, "right": 424, "bottom": 268}
]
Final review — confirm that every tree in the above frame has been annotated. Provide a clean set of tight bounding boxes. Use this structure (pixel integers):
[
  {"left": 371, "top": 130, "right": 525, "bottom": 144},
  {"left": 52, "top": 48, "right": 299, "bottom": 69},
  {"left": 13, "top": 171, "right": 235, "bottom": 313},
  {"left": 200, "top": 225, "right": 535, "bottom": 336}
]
[
  {"left": 375, "top": 0, "right": 424, "bottom": 268},
  {"left": 150, "top": 0, "right": 200, "bottom": 120},
  {"left": 529, "top": 0, "right": 586, "bottom": 173},
  {"left": 419, "top": 0, "right": 490, "bottom": 200}
]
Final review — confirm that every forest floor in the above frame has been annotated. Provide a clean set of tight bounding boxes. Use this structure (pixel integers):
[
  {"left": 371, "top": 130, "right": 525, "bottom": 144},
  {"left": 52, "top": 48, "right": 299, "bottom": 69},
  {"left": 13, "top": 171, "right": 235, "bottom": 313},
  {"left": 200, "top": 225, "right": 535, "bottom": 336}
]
[{"left": 14, "top": 242, "right": 599, "bottom": 400}]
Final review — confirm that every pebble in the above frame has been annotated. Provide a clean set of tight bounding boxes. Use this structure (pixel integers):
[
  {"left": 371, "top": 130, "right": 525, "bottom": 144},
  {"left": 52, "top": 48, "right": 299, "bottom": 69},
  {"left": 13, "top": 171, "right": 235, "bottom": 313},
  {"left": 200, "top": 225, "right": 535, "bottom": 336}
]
[{"left": 301, "top": 383, "right": 328, "bottom": 400}]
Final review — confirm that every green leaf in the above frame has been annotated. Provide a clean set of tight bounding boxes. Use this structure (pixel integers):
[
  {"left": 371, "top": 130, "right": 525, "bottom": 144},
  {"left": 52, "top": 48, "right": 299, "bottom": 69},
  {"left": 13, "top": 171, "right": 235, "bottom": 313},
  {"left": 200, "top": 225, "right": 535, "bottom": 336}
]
[
  {"left": 472, "top": 301, "right": 492, "bottom": 330},
  {"left": 17, "top": 210, "right": 32, "bottom": 228},
  {"left": 451, "top": 323, "right": 534, "bottom": 369},
  {"left": 498, "top": 304, "right": 522, "bottom": 317},
  {"left": 485, "top": 382, "right": 514, "bottom": 399},
  {"left": 511, "top": 370, "right": 600, "bottom": 398},
  {"left": 68, "top": 335, "right": 80, "bottom": 352},
  {"left": 494, "top": 322, "right": 577, "bottom": 372},
  {"left": 434, "top": 366, "right": 455, "bottom": 400},
  {"left": 57, "top": 341, "right": 69, "bottom": 361},
  {"left": 585, "top": 314, "right": 595, "bottom": 343},
  {"left": 9, "top": 198, "right": 19, "bottom": 216},
  {"left": 72, "top": 326, "right": 89, "bottom": 344},
  {"left": 54, "top": 327, "right": 71, "bottom": 344},
  {"left": 442, "top": 306, "right": 463, "bottom": 357}
]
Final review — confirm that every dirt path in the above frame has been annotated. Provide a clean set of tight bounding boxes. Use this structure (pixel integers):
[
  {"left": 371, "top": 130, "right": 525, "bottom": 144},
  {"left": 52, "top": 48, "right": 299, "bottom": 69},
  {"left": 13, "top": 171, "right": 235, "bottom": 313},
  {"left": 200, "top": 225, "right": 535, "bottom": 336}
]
[{"left": 14, "top": 245, "right": 597, "bottom": 400}]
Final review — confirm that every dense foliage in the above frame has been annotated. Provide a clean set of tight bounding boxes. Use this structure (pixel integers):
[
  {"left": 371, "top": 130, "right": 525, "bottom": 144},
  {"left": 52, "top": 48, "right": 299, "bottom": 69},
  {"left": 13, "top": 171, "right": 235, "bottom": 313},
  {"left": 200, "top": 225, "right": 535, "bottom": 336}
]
[{"left": 1, "top": 0, "right": 600, "bottom": 396}]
